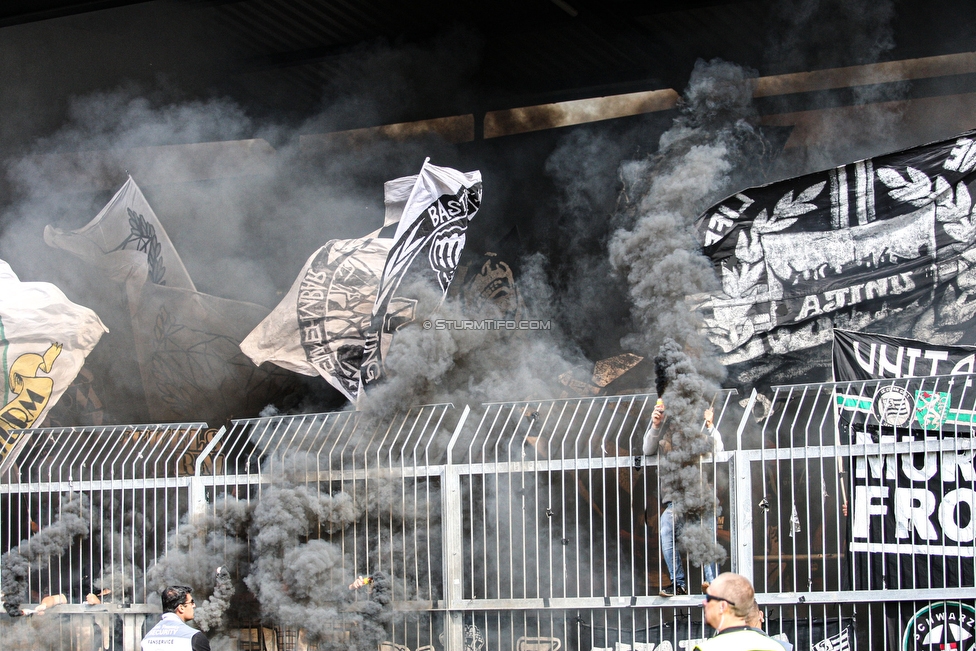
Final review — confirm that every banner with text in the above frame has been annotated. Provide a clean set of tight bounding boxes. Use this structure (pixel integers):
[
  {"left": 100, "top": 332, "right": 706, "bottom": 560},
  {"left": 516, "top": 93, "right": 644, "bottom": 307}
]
[{"left": 696, "top": 130, "right": 976, "bottom": 387}]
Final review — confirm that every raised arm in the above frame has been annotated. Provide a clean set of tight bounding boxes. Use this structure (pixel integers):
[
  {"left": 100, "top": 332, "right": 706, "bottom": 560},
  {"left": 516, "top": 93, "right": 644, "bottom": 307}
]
[
  {"left": 643, "top": 402, "right": 666, "bottom": 455},
  {"left": 703, "top": 406, "right": 724, "bottom": 453}
]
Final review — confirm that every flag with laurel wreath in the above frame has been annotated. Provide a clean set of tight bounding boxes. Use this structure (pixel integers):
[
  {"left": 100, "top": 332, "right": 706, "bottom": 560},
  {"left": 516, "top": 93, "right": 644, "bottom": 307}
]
[{"left": 44, "top": 176, "right": 196, "bottom": 303}]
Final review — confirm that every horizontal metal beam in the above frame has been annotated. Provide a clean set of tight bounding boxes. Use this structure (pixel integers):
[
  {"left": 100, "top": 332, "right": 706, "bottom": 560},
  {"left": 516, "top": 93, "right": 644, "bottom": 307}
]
[
  {"left": 738, "top": 439, "right": 976, "bottom": 462},
  {"left": 447, "top": 587, "right": 976, "bottom": 611},
  {"left": 0, "top": 476, "right": 191, "bottom": 494}
]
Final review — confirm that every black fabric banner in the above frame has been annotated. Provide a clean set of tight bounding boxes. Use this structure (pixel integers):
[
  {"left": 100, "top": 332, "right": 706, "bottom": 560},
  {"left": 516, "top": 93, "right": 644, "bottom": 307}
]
[
  {"left": 832, "top": 329, "right": 976, "bottom": 382},
  {"left": 695, "top": 130, "right": 976, "bottom": 387},
  {"left": 831, "top": 331, "right": 976, "bottom": 590},
  {"left": 846, "top": 389, "right": 976, "bottom": 590}
]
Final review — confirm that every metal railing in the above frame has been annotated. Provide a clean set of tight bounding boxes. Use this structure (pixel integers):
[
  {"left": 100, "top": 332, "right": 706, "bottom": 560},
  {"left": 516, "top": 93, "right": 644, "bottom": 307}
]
[{"left": 3, "top": 378, "right": 975, "bottom": 651}]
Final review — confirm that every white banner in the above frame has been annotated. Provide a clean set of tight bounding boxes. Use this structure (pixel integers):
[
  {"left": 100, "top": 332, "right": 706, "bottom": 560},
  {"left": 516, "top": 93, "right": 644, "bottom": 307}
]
[
  {"left": 44, "top": 176, "right": 196, "bottom": 301},
  {"left": 241, "top": 235, "right": 392, "bottom": 402},
  {"left": 0, "top": 260, "right": 107, "bottom": 456}
]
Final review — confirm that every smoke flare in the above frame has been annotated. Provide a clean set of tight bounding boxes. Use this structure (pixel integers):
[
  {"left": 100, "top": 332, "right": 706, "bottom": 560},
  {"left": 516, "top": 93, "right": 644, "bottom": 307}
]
[{"left": 609, "top": 60, "right": 768, "bottom": 567}]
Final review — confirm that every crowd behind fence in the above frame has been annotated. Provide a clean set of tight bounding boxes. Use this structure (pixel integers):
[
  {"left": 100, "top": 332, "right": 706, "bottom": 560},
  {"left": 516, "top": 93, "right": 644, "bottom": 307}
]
[{"left": 2, "top": 377, "right": 975, "bottom": 651}]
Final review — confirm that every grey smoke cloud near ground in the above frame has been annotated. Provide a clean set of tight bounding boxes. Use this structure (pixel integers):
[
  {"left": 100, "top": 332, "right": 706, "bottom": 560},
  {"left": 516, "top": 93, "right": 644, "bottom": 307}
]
[
  {"left": 244, "top": 483, "right": 393, "bottom": 647},
  {"left": 0, "top": 493, "right": 91, "bottom": 616},
  {"left": 3, "top": 613, "right": 65, "bottom": 650},
  {"left": 1, "top": 492, "right": 91, "bottom": 614},
  {"left": 141, "top": 440, "right": 405, "bottom": 642},
  {"left": 147, "top": 498, "right": 251, "bottom": 632},
  {"left": 194, "top": 567, "right": 234, "bottom": 633}
]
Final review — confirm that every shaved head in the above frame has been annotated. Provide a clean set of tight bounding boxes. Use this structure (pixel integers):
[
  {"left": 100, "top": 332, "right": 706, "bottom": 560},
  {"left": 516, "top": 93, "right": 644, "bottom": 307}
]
[
  {"left": 712, "top": 573, "right": 755, "bottom": 617},
  {"left": 705, "top": 572, "right": 757, "bottom": 630}
]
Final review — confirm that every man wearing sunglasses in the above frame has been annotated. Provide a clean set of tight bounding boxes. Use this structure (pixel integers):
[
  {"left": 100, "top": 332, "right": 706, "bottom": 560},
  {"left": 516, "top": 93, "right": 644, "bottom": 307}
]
[
  {"left": 693, "top": 573, "right": 783, "bottom": 651},
  {"left": 141, "top": 585, "right": 211, "bottom": 651}
]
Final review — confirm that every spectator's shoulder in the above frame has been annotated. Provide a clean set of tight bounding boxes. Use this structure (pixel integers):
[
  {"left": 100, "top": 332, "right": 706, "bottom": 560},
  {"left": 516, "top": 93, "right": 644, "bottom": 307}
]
[{"left": 191, "top": 630, "right": 211, "bottom": 651}]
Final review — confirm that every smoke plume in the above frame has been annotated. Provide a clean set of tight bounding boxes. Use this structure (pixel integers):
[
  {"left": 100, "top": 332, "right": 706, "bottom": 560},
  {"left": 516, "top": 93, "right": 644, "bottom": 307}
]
[
  {"left": 1, "top": 493, "right": 91, "bottom": 615},
  {"left": 193, "top": 567, "right": 235, "bottom": 633},
  {"left": 244, "top": 483, "right": 388, "bottom": 648},
  {"left": 608, "top": 60, "right": 768, "bottom": 566},
  {"left": 360, "top": 255, "right": 585, "bottom": 416},
  {"left": 146, "top": 496, "right": 251, "bottom": 632}
]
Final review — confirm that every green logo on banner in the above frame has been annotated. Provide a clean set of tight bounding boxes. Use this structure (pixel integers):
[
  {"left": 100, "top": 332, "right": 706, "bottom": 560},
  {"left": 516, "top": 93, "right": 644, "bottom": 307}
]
[
  {"left": 903, "top": 601, "right": 976, "bottom": 651},
  {"left": 914, "top": 390, "right": 951, "bottom": 430}
]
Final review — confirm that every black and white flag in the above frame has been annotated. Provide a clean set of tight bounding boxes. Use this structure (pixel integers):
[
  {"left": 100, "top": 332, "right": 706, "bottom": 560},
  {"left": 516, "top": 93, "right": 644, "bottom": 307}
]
[
  {"left": 241, "top": 236, "right": 392, "bottom": 402},
  {"left": 695, "top": 130, "right": 976, "bottom": 385},
  {"left": 359, "top": 159, "right": 482, "bottom": 389},
  {"left": 812, "top": 627, "right": 851, "bottom": 651}
]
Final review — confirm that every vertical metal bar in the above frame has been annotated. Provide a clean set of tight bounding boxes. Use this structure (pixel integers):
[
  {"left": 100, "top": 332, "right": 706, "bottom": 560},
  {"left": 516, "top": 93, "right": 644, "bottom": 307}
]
[
  {"left": 730, "top": 449, "right": 754, "bottom": 581},
  {"left": 737, "top": 389, "right": 757, "bottom": 451},
  {"left": 443, "top": 405, "right": 470, "bottom": 651}
]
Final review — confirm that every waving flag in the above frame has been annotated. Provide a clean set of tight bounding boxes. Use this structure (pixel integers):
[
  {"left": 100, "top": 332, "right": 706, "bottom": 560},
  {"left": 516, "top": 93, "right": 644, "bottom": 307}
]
[
  {"left": 695, "top": 129, "right": 976, "bottom": 385},
  {"left": 0, "top": 260, "right": 107, "bottom": 456},
  {"left": 44, "top": 176, "right": 195, "bottom": 303},
  {"left": 131, "top": 283, "right": 298, "bottom": 423},
  {"left": 240, "top": 235, "right": 393, "bottom": 402},
  {"left": 239, "top": 170, "right": 425, "bottom": 403},
  {"left": 359, "top": 160, "right": 482, "bottom": 388},
  {"left": 242, "top": 163, "right": 480, "bottom": 404},
  {"left": 46, "top": 178, "right": 293, "bottom": 424}
]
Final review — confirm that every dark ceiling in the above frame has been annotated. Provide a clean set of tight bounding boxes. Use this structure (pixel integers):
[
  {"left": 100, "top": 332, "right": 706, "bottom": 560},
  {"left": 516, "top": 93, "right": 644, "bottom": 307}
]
[{"left": 3, "top": 0, "right": 976, "bottom": 148}]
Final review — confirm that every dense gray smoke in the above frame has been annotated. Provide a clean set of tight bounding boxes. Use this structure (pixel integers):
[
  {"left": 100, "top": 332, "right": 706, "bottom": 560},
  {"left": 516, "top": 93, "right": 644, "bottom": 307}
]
[
  {"left": 193, "top": 567, "right": 234, "bottom": 633},
  {"left": 1, "top": 493, "right": 91, "bottom": 615},
  {"left": 147, "top": 497, "right": 251, "bottom": 631},
  {"left": 83, "top": 490, "right": 163, "bottom": 604},
  {"left": 144, "top": 460, "right": 404, "bottom": 645},
  {"left": 608, "top": 60, "right": 766, "bottom": 567},
  {"left": 653, "top": 340, "right": 726, "bottom": 567},
  {"left": 244, "top": 483, "right": 389, "bottom": 648},
  {"left": 610, "top": 59, "right": 765, "bottom": 367},
  {"left": 4, "top": 615, "right": 65, "bottom": 650},
  {"left": 360, "top": 255, "right": 585, "bottom": 415}
]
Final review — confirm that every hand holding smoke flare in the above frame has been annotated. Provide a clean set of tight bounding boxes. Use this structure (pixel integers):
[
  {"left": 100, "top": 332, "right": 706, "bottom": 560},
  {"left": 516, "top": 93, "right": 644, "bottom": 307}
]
[{"left": 349, "top": 575, "right": 374, "bottom": 591}]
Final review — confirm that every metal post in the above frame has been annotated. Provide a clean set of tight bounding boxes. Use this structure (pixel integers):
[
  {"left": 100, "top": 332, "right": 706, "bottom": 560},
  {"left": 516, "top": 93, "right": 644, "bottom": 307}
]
[
  {"left": 190, "top": 426, "right": 226, "bottom": 521},
  {"left": 729, "top": 449, "right": 754, "bottom": 581},
  {"left": 443, "top": 406, "right": 470, "bottom": 651}
]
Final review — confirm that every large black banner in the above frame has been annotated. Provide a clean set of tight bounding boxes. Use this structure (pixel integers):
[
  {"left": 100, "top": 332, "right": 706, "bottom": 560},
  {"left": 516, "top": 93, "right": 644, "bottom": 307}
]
[
  {"left": 832, "top": 329, "right": 976, "bottom": 382},
  {"left": 695, "top": 130, "right": 976, "bottom": 387},
  {"left": 831, "top": 330, "right": 976, "bottom": 590},
  {"left": 844, "top": 390, "right": 976, "bottom": 590}
]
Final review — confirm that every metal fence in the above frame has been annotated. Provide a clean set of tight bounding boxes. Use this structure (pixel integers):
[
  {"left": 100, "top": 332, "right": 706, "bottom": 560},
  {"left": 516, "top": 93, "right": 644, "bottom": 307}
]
[{"left": 2, "top": 379, "right": 975, "bottom": 651}]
